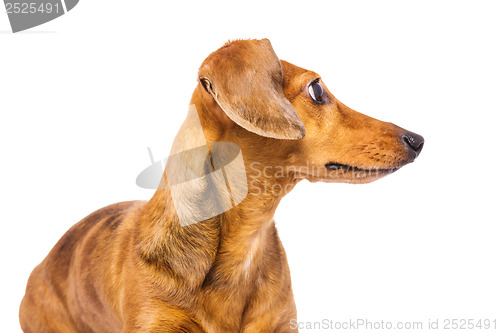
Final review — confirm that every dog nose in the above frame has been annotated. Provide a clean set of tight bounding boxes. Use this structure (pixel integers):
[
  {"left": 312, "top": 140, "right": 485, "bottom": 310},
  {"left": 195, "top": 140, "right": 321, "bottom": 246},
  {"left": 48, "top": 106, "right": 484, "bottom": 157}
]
[{"left": 402, "top": 131, "right": 424, "bottom": 158}]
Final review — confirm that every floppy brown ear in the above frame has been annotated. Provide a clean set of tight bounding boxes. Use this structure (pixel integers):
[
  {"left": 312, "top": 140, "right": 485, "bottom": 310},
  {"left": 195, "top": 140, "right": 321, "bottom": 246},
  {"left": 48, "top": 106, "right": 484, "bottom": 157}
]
[{"left": 198, "top": 39, "right": 306, "bottom": 140}]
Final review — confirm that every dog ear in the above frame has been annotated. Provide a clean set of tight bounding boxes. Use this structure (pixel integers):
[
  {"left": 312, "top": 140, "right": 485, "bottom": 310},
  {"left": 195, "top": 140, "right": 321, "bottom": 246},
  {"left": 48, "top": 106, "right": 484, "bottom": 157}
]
[{"left": 198, "top": 39, "right": 305, "bottom": 140}]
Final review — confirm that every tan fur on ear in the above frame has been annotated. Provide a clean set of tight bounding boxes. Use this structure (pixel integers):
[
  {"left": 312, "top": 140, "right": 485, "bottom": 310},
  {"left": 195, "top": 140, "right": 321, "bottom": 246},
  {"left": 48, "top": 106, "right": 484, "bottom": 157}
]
[{"left": 199, "top": 39, "right": 306, "bottom": 140}]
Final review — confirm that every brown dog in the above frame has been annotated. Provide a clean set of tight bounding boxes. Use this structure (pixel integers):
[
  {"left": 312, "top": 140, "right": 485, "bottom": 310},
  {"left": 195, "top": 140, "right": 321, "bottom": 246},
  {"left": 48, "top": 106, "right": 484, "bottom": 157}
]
[{"left": 19, "top": 39, "right": 423, "bottom": 332}]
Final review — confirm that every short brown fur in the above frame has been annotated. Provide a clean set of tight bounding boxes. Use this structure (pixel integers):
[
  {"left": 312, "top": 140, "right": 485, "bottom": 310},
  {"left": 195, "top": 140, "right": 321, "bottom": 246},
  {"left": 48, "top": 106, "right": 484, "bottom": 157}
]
[{"left": 20, "top": 39, "right": 423, "bottom": 333}]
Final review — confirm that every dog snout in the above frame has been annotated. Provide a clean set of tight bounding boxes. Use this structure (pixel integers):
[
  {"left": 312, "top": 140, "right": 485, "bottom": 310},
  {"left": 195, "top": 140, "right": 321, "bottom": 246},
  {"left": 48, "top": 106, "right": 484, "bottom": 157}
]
[{"left": 402, "top": 131, "right": 424, "bottom": 159}]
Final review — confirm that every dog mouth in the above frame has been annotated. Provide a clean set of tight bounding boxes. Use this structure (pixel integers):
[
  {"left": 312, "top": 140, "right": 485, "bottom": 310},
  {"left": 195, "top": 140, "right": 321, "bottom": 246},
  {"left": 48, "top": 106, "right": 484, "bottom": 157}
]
[
  {"left": 324, "top": 162, "right": 398, "bottom": 174},
  {"left": 296, "top": 162, "right": 400, "bottom": 184},
  {"left": 304, "top": 162, "right": 400, "bottom": 184}
]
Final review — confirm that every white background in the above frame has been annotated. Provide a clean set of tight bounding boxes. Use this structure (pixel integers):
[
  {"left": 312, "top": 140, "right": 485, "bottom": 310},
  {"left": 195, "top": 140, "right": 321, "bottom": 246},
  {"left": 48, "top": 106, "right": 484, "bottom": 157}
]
[{"left": 1, "top": 1, "right": 499, "bottom": 332}]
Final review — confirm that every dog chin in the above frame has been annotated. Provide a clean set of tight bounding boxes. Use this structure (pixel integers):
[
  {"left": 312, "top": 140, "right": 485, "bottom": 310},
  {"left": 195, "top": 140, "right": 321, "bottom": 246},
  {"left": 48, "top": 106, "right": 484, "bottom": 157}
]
[{"left": 304, "top": 168, "right": 398, "bottom": 184}]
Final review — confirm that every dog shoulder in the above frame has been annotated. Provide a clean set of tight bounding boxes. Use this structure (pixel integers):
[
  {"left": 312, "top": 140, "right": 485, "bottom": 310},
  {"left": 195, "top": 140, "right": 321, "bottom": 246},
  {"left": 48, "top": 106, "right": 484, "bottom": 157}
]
[{"left": 41, "top": 201, "right": 144, "bottom": 274}]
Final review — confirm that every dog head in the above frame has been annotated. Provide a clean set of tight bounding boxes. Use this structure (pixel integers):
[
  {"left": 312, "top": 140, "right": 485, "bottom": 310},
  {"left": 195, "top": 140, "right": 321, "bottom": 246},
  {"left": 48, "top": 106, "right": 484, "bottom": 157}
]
[{"left": 194, "top": 39, "right": 424, "bottom": 186}]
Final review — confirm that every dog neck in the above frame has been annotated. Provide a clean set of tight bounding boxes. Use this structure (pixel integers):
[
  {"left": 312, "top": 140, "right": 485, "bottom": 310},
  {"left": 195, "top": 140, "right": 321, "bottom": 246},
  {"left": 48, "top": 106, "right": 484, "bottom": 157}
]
[
  {"left": 136, "top": 169, "right": 292, "bottom": 287},
  {"left": 137, "top": 125, "right": 297, "bottom": 288}
]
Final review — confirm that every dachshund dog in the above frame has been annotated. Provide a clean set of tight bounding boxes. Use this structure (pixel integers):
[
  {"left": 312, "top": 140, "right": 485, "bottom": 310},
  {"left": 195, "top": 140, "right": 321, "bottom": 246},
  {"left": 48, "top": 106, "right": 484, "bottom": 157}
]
[{"left": 20, "top": 39, "right": 423, "bottom": 333}]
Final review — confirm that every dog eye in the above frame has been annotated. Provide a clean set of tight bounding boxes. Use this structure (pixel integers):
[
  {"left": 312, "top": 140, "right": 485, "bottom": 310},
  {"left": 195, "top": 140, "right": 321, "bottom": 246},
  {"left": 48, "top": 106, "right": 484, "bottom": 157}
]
[{"left": 308, "top": 80, "right": 324, "bottom": 103}]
